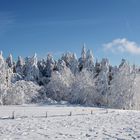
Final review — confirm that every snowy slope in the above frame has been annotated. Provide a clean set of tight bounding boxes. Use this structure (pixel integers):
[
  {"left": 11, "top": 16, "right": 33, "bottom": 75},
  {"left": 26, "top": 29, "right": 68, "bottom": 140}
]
[{"left": 0, "top": 105, "right": 140, "bottom": 140}]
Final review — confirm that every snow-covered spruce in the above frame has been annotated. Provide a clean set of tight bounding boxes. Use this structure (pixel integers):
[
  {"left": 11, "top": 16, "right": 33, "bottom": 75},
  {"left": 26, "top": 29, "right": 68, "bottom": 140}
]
[{"left": 1, "top": 46, "right": 140, "bottom": 110}]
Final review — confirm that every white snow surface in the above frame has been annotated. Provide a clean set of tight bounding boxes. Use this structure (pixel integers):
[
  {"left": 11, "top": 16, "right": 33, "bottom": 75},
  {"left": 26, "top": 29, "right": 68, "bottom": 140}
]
[{"left": 0, "top": 105, "right": 140, "bottom": 140}]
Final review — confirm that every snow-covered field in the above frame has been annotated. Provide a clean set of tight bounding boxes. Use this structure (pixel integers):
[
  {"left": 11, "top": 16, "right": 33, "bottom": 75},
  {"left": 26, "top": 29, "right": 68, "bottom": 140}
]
[{"left": 0, "top": 105, "right": 140, "bottom": 140}]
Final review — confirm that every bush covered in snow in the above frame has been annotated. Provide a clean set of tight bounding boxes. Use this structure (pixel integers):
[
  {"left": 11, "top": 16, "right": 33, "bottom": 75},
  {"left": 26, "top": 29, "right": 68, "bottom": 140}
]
[{"left": 3, "top": 80, "right": 44, "bottom": 105}]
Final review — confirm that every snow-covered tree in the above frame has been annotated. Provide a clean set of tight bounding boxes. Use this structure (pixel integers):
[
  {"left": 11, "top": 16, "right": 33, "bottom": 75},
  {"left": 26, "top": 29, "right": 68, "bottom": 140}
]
[
  {"left": 108, "top": 59, "right": 135, "bottom": 109},
  {"left": 70, "top": 69, "right": 100, "bottom": 106},
  {"left": 61, "top": 52, "right": 78, "bottom": 74},
  {"left": 123, "top": 65, "right": 140, "bottom": 110},
  {"left": 85, "top": 49, "right": 94, "bottom": 72},
  {"left": 37, "top": 54, "right": 57, "bottom": 86},
  {"left": 0, "top": 51, "right": 7, "bottom": 105},
  {"left": 24, "top": 53, "right": 39, "bottom": 82},
  {"left": 94, "top": 59, "right": 101, "bottom": 75},
  {"left": 70, "top": 69, "right": 96, "bottom": 106},
  {"left": 45, "top": 54, "right": 55, "bottom": 77},
  {"left": 37, "top": 58, "right": 47, "bottom": 79},
  {"left": 16, "top": 56, "right": 25, "bottom": 76},
  {"left": 94, "top": 58, "right": 110, "bottom": 106},
  {"left": 79, "top": 44, "right": 87, "bottom": 71},
  {"left": 46, "top": 60, "right": 74, "bottom": 101},
  {"left": 6, "top": 54, "right": 13, "bottom": 68}
]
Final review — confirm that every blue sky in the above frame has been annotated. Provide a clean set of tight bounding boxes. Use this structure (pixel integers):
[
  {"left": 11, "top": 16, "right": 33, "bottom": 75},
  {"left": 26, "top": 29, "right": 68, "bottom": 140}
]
[{"left": 0, "top": 0, "right": 140, "bottom": 65}]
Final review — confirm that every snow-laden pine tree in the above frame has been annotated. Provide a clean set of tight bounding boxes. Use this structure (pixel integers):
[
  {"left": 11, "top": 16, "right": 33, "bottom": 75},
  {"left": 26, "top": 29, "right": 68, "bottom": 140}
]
[
  {"left": 94, "top": 58, "right": 110, "bottom": 106},
  {"left": 16, "top": 56, "right": 25, "bottom": 76},
  {"left": 61, "top": 52, "right": 78, "bottom": 75},
  {"left": 38, "top": 59, "right": 46, "bottom": 76},
  {"left": 24, "top": 53, "right": 39, "bottom": 82},
  {"left": 85, "top": 49, "right": 94, "bottom": 72},
  {"left": 94, "top": 59, "right": 101, "bottom": 75},
  {"left": 79, "top": 44, "right": 87, "bottom": 71},
  {"left": 6, "top": 54, "right": 13, "bottom": 68},
  {"left": 37, "top": 54, "right": 56, "bottom": 86},
  {"left": 45, "top": 54, "right": 55, "bottom": 77}
]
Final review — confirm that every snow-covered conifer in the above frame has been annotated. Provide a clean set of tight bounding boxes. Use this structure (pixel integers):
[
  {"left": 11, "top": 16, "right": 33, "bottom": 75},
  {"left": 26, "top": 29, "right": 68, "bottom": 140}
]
[
  {"left": 79, "top": 44, "right": 87, "bottom": 71},
  {"left": 85, "top": 49, "right": 94, "bottom": 72},
  {"left": 24, "top": 53, "right": 39, "bottom": 81},
  {"left": 61, "top": 52, "right": 78, "bottom": 74},
  {"left": 6, "top": 54, "right": 13, "bottom": 68}
]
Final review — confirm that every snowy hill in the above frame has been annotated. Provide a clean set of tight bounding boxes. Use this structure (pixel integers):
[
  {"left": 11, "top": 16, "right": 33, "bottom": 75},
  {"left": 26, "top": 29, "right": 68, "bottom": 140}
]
[{"left": 0, "top": 105, "right": 140, "bottom": 140}]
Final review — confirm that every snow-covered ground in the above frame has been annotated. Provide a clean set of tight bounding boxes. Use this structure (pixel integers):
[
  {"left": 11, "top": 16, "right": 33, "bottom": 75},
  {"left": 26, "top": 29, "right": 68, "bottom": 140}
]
[{"left": 0, "top": 105, "right": 140, "bottom": 140}]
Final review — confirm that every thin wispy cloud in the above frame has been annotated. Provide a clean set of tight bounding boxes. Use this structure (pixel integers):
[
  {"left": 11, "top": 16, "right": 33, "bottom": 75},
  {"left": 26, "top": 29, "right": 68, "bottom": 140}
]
[
  {"left": 103, "top": 38, "right": 140, "bottom": 55},
  {"left": 45, "top": 18, "right": 101, "bottom": 25},
  {"left": 0, "top": 12, "right": 15, "bottom": 35},
  {"left": 20, "top": 18, "right": 103, "bottom": 28}
]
